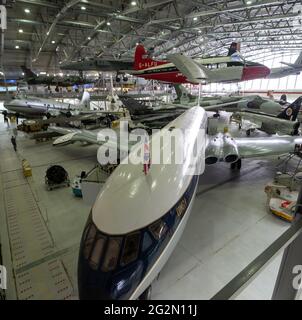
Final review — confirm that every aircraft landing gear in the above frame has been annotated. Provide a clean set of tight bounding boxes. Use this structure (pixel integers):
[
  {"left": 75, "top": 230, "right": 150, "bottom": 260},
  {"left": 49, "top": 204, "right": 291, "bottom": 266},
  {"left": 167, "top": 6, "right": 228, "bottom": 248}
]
[
  {"left": 138, "top": 286, "right": 152, "bottom": 300},
  {"left": 246, "top": 129, "right": 251, "bottom": 136},
  {"left": 46, "top": 113, "right": 51, "bottom": 119},
  {"left": 230, "top": 158, "right": 241, "bottom": 170},
  {"left": 115, "top": 76, "right": 121, "bottom": 82},
  {"left": 123, "top": 76, "right": 128, "bottom": 82}
]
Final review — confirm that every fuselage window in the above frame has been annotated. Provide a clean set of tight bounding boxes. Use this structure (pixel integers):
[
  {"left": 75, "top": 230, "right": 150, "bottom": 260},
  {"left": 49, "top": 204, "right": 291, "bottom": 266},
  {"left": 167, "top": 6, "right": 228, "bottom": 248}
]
[
  {"left": 176, "top": 198, "right": 187, "bottom": 217},
  {"left": 120, "top": 232, "right": 141, "bottom": 267},
  {"left": 89, "top": 235, "right": 106, "bottom": 270},
  {"left": 149, "top": 220, "right": 167, "bottom": 240},
  {"left": 102, "top": 237, "right": 122, "bottom": 272},
  {"left": 83, "top": 223, "right": 97, "bottom": 259}
]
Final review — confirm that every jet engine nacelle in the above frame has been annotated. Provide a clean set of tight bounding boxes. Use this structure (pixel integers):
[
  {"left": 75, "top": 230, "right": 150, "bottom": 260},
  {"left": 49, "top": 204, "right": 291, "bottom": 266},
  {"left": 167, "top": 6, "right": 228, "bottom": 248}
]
[
  {"left": 205, "top": 134, "right": 239, "bottom": 165},
  {"left": 222, "top": 135, "right": 239, "bottom": 163},
  {"left": 205, "top": 134, "right": 223, "bottom": 165}
]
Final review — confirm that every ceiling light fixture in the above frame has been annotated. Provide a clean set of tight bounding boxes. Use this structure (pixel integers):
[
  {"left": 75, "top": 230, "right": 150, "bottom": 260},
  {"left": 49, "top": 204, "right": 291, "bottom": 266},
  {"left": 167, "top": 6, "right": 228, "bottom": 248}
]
[
  {"left": 131, "top": 1, "right": 137, "bottom": 5},
  {"left": 107, "top": 22, "right": 111, "bottom": 26},
  {"left": 24, "top": 8, "right": 30, "bottom": 13},
  {"left": 15, "top": 45, "right": 20, "bottom": 49},
  {"left": 193, "top": 17, "right": 198, "bottom": 21},
  {"left": 19, "top": 29, "right": 23, "bottom": 33},
  {"left": 81, "top": 6, "right": 86, "bottom": 10}
]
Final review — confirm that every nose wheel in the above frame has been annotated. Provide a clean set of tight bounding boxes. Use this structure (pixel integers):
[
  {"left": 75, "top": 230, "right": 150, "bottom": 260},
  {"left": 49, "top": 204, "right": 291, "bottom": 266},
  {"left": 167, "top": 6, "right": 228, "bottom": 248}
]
[{"left": 138, "top": 285, "right": 152, "bottom": 300}]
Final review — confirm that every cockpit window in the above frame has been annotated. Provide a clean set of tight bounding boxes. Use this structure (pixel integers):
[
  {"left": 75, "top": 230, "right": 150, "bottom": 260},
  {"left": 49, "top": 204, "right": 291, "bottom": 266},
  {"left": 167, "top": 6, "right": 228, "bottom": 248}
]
[
  {"left": 89, "top": 234, "right": 106, "bottom": 270},
  {"left": 102, "top": 237, "right": 122, "bottom": 272},
  {"left": 83, "top": 223, "right": 97, "bottom": 259},
  {"left": 149, "top": 220, "right": 167, "bottom": 240},
  {"left": 142, "top": 231, "right": 153, "bottom": 252},
  {"left": 120, "top": 232, "right": 141, "bottom": 267}
]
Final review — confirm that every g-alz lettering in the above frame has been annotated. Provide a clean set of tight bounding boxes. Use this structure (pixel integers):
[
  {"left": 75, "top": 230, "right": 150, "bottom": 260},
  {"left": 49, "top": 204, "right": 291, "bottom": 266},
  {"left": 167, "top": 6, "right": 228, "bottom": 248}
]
[{"left": 139, "top": 61, "right": 158, "bottom": 69}]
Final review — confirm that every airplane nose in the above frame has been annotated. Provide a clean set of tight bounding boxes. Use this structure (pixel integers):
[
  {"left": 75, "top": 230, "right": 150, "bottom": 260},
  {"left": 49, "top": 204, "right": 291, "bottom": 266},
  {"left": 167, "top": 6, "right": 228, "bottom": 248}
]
[{"left": 78, "top": 257, "right": 144, "bottom": 300}]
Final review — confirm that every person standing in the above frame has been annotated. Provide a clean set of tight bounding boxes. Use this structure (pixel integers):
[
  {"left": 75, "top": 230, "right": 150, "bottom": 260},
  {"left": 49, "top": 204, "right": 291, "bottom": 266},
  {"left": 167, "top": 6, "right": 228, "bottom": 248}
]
[
  {"left": 4, "top": 116, "right": 9, "bottom": 127},
  {"left": 11, "top": 136, "right": 17, "bottom": 152}
]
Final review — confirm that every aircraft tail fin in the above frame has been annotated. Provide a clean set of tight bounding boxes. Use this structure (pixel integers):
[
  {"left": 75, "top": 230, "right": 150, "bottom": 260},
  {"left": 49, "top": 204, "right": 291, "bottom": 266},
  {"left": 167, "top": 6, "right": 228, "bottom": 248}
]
[
  {"left": 21, "top": 66, "right": 37, "bottom": 78},
  {"left": 294, "top": 51, "right": 302, "bottom": 65},
  {"left": 227, "top": 42, "right": 241, "bottom": 56},
  {"left": 79, "top": 91, "right": 90, "bottom": 109},
  {"left": 134, "top": 44, "right": 166, "bottom": 70},
  {"left": 106, "top": 92, "right": 125, "bottom": 111},
  {"left": 277, "top": 96, "right": 302, "bottom": 121},
  {"left": 280, "top": 52, "right": 302, "bottom": 68},
  {"left": 174, "top": 84, "right": 196, "bottom": 103}
]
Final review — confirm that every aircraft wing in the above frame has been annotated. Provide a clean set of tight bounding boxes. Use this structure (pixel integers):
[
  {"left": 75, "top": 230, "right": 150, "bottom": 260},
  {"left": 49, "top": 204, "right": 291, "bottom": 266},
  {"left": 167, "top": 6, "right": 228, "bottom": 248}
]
[
  {"left": 235, "top": 136, "right": 302, "bottom": 158},
  {"left": 49, "top": 126, "right": 137, "bottom": 159},
  {"left": 161, "top": 100, "right": 247, "bottom": 111},
  {"left": 167, "top": 53, "right": 213, "bottom": 83},
  {"left": 203, "top": 100, "right": 248, "bottom": 111}
]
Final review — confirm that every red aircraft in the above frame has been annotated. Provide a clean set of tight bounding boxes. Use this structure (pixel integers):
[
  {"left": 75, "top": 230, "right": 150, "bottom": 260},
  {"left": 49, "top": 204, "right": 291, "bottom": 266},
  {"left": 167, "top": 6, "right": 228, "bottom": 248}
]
[{"left": 129, "top": 43, "right": 270, "bottom": 84}]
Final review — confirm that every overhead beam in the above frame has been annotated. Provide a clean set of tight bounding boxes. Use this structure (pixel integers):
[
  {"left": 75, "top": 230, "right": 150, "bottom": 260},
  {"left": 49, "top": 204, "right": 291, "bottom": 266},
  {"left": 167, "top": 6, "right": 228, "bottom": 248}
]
[{"left": 34, "top": 0, "right": 82, "bottom": 61}]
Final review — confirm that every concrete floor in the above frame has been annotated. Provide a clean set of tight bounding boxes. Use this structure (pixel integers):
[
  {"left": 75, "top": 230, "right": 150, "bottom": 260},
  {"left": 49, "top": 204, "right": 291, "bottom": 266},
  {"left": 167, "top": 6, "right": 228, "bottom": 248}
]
[{"left": 0, "top": 112, "right": 292, "bottom": 300}]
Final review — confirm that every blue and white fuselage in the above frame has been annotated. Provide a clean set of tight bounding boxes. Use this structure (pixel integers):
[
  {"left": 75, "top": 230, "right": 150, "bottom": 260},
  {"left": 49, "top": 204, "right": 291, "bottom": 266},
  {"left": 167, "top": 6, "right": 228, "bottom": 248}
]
[{"left": 78, "top": 107, "right": 207, "bottom": 300}]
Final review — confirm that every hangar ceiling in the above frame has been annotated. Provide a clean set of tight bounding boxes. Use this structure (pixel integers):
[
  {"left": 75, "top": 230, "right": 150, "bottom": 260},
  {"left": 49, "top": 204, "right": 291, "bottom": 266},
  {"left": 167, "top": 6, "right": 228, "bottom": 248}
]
[{"left": 3, "top": 0, "right": 302, "bottom": 77}]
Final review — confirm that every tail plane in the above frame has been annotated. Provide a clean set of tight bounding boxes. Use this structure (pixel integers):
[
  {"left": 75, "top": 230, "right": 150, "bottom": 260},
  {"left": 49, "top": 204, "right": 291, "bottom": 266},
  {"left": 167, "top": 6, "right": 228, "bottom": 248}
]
[
  {"left": 280, "top": 51, "right": 302, "bottom": 68},
  {"left": 79, "top": 91, "right": 90, "bottom": 109},
  {"left": 227, "top": 42, "right": 241, "bottom": 56}
]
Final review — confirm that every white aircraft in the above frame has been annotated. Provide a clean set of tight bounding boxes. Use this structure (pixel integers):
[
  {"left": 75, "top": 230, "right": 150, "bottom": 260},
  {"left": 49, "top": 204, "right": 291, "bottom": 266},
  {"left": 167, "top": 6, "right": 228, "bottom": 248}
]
[
  {"left": 50, "top": 106, "right": 302, "bottom": 300},
  {"left": 267, "top": 51, "right": 302, "bottom": 79},
  {"left": 3, "top": 91, "right": 90, "bottom": 118}
]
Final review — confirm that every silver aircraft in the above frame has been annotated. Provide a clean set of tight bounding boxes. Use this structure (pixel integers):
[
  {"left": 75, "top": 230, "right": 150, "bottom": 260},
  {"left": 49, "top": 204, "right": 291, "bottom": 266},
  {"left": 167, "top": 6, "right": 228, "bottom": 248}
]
[
  {"left": 49, "top": 107, "right": 302, "bottom": 300},
  {"left": 267, "top": 51, "right": 302, "bottom": 79},
  {"left": 3, "top": 91, "right": 90, "bottom": 118}
]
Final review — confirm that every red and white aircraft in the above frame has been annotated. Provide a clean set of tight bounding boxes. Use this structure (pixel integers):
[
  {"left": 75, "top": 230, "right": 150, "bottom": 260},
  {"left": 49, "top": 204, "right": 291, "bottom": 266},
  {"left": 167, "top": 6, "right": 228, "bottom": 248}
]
[{"left": 129, "top": 42, "right": 270, "bottom": 84}]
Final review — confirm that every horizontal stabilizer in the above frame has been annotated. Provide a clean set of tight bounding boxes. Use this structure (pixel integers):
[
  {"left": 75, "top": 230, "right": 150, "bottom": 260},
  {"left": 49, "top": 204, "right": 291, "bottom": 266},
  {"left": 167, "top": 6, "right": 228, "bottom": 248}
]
[
  {"left": 167, "top": 53, "right": 212, "bottom": 84},
  {"left": 280, "top": 62, "right": 301, "bottom": 68}
]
